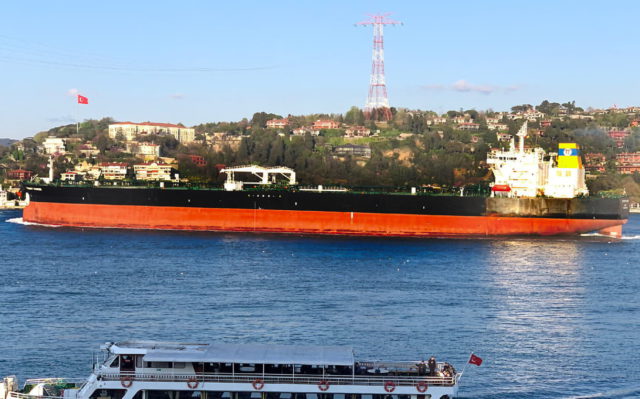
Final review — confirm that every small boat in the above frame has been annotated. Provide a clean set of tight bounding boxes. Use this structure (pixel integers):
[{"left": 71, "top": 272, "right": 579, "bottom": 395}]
[{"left": 1, "top": 341, "right": 462, "bottom": 399}]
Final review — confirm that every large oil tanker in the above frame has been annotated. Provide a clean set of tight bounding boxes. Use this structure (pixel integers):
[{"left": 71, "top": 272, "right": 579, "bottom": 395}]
[{"left": 21, "top": 124, "right": 629, "bottom": 237}]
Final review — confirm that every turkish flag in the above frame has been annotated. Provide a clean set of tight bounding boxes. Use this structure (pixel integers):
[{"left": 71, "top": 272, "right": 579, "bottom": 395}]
[
  {"left": 77, "top": 95, "right": 89, "bottom": 104},
  {"left": 468, "top": 354, "right": 483, "bottom": 366}
]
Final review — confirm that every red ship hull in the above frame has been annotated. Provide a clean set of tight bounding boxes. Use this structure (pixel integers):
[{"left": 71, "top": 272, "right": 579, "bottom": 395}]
[{"left": 23, "top": 202, "right": 626, "bottom": 237}]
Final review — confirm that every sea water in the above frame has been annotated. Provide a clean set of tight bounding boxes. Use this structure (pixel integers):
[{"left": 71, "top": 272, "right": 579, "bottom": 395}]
[{"left": 0, "top": 209, "right": 639, "bottom": 399}]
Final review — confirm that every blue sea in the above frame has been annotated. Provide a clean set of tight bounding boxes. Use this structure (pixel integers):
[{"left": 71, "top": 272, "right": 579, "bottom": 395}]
[{"left": 0, "top": 209, "right": 639, "bottom": 399}]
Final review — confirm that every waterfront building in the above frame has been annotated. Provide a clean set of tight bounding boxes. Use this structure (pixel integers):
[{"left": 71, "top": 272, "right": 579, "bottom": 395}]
[
  {"left": 133, "top": 162, "right": 173, "bottom": 181},
  {"left": 99, "top": 163, "right": 128, "bottom": 180},
  {"left": 61, "top": 171, "right": 83, "bottom": 182}
]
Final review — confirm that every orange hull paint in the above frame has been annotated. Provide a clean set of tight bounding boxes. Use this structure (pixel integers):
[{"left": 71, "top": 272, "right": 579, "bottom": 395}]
[{"left": 23, "top": 202, "right": 626, "bottom": 237}]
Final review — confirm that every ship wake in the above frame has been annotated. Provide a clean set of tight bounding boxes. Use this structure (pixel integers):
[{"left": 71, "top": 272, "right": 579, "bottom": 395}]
[
  {"left": 5, "top": 217, "right": 61, "bottom": 228},
  {"left": 580, "top": 232, "right": 640, "bottom": 240}
]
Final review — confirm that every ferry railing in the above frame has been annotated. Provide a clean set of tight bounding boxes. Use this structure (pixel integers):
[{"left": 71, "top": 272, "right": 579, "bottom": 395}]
[
  {"left": 22, "top": 379, "right": 85, "bottom": 386},
  {"left": 9, "top": 393, "right": 62, "bottom": 399},
  {"left": 98, "top": 372, "right": 455, "bottom": 387}
]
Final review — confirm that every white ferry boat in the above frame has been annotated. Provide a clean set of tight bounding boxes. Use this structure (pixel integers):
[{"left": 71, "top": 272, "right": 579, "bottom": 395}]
[{"left": 1, "top": 342, "right": 460, "bottom": 399}]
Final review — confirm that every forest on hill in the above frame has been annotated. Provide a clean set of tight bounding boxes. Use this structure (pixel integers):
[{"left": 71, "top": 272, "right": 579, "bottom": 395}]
[{"left": 3, "top": 101, "right": 640, "bottom": 199}]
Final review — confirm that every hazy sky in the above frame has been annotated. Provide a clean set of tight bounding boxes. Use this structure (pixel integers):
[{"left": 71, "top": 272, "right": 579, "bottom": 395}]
[{"left": 1, "top": 0, "right": 639, "bottom": 139}]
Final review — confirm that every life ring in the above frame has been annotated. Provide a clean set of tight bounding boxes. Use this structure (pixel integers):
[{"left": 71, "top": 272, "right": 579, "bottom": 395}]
[
  {"left": 186, "top": 377, "right": 199, "bottom": 389},
  {"left": 416, "top": 381, "right": 428, "bottom": 393},
  {"left": 318, "top": 380, "right": 330, "bottom": 391},
  {"left": 384, "top": 381, "right": 396, "bottom": 393},
  {"left": 120, "top": 376, "right": 133, "bottom": 388},
  {"left": 252, "top": 379, "right": 264, "bottom": 390}
]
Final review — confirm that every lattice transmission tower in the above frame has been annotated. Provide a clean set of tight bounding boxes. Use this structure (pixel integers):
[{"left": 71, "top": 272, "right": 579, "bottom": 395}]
[{"left": 356, "top": 13, "right": 402, "bottom": 121}]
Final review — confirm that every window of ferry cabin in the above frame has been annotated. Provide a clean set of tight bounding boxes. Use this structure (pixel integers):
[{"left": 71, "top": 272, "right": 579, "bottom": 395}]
[{"left": 120, "top": 355, "right": 135, "bottom": 372}]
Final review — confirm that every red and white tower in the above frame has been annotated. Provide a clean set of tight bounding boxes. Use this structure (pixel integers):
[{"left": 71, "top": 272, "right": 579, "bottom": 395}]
[{"left": 356, "top": 13, "right": 402, "bottom": 121}]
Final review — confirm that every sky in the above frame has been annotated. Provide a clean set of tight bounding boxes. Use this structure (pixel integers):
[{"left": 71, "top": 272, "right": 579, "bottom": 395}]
[{"left": 1, "top": 0, "right": 640, "bottom": 139}]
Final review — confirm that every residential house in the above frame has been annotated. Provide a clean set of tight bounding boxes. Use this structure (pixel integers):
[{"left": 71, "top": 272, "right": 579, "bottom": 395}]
[
  {"left": 608, "top": 130, "right": 630, "bottom": 148},
  {"left": 584, "top": 153, "right": 607, "bottom": 173},
  {"left": 78, "top": 144, "right": 101, "bottom": 157},
  {"left": 266, "top": 118, "right": 289, "bottom": 129},
  {"left": 458, "top": 122, "right": 480, "bottom": 131},
  {"left": 61, "top": 171, "right": 83, "bottom": 182},
  {"left": 99, "top": 162, "right": 128, "bottom": 180},
  {"left": 333, "top": 144, "right": 371, "bottom": 158},
  {"left": 133, "top": 162, "right": 173, "bottom": 181},
  {"left": 345, "top": 126, "right": 371, "bottom": 137},
  {"left": 43, "top": 137, "right": 66, "bottom": 155},
  {"left": 312, "top": 119, "right": 340, "bottom": 131},
  {"left": 7, "top": 169, "right": 33, "bottom": 180},
  {"left": 616, "top": 152, "right": 640, "bottom": 174}
]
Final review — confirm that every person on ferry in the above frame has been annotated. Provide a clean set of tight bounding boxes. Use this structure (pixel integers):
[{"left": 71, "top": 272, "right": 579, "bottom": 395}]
[
  {"left": 427, "top": 356, "right": 437, "bottom": 376},
  {"left": 416, "top": 360, "right": 427, "bottom": 376}
]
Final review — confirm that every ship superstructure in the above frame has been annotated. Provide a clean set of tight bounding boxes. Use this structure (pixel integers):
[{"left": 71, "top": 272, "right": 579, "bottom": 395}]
[
  {"left": 487, "top": 121, "right": 589, "bottom": 199},
  {"left": 1, "top": 341, "right": 460, "bottom": 399}
]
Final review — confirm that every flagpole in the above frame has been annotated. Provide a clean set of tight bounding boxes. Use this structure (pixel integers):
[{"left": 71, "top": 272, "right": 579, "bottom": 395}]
[{"left": 457, "top": 352, "right": 473, "bottom": 385}]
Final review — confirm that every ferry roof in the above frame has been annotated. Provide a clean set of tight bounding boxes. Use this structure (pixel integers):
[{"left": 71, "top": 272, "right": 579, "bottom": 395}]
[{"left": 110, "top": 341, "right": 354, "bottom": 366}]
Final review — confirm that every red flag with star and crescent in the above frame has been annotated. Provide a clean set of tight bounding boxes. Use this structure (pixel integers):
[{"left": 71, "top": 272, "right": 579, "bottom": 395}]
[
  {"left": 468, "top": 354, "right": 483, "bottom": 366},
  {"left": 77, "top": 95, "right": 89, "bottom": 104}
]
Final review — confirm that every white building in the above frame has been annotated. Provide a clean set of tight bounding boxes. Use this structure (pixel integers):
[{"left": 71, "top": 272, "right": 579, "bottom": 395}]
[
  {"left": 43, "top": 137, "right": 66, "bottom": 155},
  {"left": 61, "top": 171, "right": 83, "bottom": 182},
  {"left": 487, "top": 122, "right": 509, "bottom": 131},
  {"left": 133, "top": 162, "right": 173, "bottom": 181},
  {"left": 126, "top": 142, "right": 161, "bottom": 157},
  {"left": 99, "top": 163, "right": 128, "bottom": 180},
  {"left": 109, "top": 122, "right": 195, "bottom": 144}
]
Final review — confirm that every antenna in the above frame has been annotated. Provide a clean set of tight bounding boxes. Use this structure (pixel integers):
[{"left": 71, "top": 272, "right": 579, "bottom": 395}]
[{"left": 356, "top": 14, "right": 402, "bottom": 121}]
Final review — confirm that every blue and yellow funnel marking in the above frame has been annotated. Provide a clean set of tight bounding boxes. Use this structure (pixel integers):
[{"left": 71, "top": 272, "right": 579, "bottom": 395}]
[{"left": 558, "top": 143, "right": 582, "bottom": 169}]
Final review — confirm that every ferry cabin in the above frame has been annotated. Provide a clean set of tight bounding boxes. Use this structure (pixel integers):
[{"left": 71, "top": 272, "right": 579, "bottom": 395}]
[{"left": 54, "top": 342, "right": 458, "bottom": 399}]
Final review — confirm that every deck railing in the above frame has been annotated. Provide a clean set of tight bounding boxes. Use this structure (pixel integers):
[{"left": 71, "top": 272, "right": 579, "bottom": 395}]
[
  {"left": 9, "top": 393, "right": 62, "bottom": 399},
  {"left": 98, "top": 372, "right": 456, "bottom": 387}
]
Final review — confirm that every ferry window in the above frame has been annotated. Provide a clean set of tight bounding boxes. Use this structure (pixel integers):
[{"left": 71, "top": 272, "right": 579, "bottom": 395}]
[
  {"left": 146, "top": 362, "right": 172, "bottom": 368},
  {"left": 176, "top": 392, "right": 201, "bottom": 399},
  {"left": 556, "top": 171, "right": 562, "bottom": 177},
  {"left": 147, "top": 391, "right": 172, "bottom": 399},
  {"left": 90, "top": 389, "right": 126, "bottom": 399},
  {"left": 135, "top": 356, "right": 143, "bottom": 368},
  {"left": 174, "top": 362, "right": 186, "bottom": 369},
  {"left": 110, "top": 357, "right": 120, "bottom": 368},
  {"left": 565, "top": 171, "right": 571, "bottom": 176},
  {"left": 206, "top": 392, "right": 232, "bottom": 399},
  {"left": 334, "top": 395, "right": 346, "bottom": 399}
]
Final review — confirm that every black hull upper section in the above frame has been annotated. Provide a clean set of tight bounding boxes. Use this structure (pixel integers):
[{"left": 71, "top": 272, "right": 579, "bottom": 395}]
[{"left": 22, "top": 184, "right": 630, "bottom": 220}]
